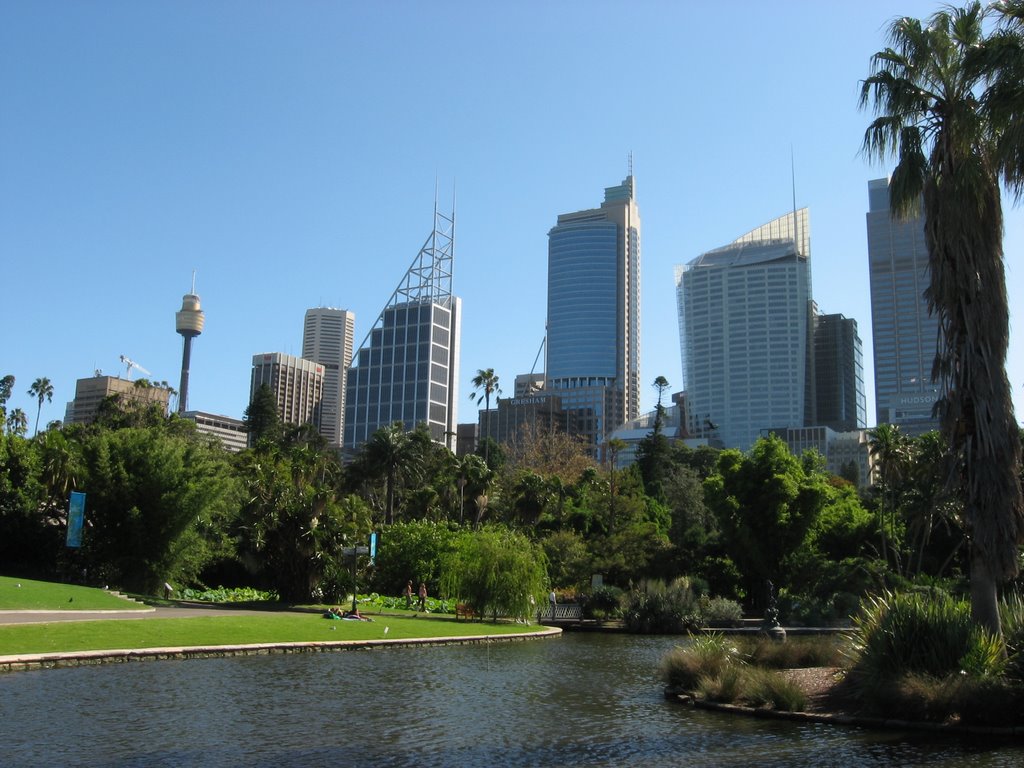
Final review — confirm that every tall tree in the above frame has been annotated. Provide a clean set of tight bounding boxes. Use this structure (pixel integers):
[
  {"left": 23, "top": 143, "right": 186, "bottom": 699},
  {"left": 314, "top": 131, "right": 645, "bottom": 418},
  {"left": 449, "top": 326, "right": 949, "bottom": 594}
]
[
  {"left": 652, "top": 375, "right": 671, "bottom": 435},
  {"left": 27, "top": 377, "right": 53, "bottom": 436},
  {"left": 0, "top": 374, "right": 14, "bottom": 424},
  {"left": 361, "top": 422, "right": 420, "bottom": 525},
  {"left": 470, "top": 368, "right": 501, "bottom": 464},
  {"left": 243, "top": 384, "right": 281, "bottom": 446},
  {"left": 868, "top": 423, "right": 911, "bottom": 570},
  {"left": 5, "top": 408, "right": 28, "bottom": 437},
  {"left": 860, "top": 2, "right": 1024, "bottom": 633}
]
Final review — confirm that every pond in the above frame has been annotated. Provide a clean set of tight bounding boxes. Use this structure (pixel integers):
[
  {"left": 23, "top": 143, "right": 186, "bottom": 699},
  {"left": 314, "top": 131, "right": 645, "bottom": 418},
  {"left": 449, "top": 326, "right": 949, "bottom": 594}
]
[{"left": 1, "top": 633, "right": 1021, "bottom": 766}]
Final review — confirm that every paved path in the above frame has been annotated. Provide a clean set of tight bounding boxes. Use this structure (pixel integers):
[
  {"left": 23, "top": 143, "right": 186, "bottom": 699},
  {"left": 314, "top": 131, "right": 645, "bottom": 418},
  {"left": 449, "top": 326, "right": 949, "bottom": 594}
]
[{"left": 0, "top": 603, "right": 314, "bottom": 625}]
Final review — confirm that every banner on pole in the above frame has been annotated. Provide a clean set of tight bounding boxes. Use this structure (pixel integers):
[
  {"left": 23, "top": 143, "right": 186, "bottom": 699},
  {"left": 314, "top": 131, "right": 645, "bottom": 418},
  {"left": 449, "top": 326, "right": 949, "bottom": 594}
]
[{"left": 66, "top": 491, "right": 86, "bottom": 548}]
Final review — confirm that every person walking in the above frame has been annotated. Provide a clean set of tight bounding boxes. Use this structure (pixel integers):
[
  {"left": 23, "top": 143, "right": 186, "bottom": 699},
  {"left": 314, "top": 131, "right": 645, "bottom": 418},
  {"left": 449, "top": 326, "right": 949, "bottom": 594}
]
[
  {"left": 418, "top": 582, "right": 428, "bottom": 612},
  {"left": 549, "top": 589, "right": 557, "bottom": 621},
  {"left": 404, "top": 580, "right": 414, "bottom": 610}
]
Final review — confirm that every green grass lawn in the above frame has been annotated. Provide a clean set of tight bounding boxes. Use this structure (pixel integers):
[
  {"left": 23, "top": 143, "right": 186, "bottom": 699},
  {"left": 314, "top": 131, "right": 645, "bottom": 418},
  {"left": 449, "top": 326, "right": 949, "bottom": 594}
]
[
  {"left": 0, "top": 612, "right": 548, "bottom": 656},
  {"left": 0, "top": 576, "right": 150, "bottom": 611}
]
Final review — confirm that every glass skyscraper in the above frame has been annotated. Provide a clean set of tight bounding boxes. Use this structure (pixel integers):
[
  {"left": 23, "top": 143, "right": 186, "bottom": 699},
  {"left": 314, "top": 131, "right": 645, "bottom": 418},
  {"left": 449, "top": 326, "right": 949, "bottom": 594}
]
[
  {"left": 344, "top": 204, "right": 461, "bottom": 450},
  {"left": 866, "top": 177, "right": 940, "bottom": 434},
  {"left": 676, "top": 209, "right": 812, "bottom": 451},
  {"left": 545, "top": 175, "right": 640, "bottom": 449}
]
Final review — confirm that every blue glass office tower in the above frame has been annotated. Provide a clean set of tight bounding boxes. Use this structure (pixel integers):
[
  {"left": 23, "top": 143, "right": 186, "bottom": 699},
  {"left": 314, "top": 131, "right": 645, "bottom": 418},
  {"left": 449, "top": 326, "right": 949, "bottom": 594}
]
[
  {"left": 866, "top": 178, "right": 940, "bottom": 434},
  {"left": 546, "top": 175, "right": 641, "bottom": 449},
  {"left": 676, "top": 209, "right": 813, "bottom": 451}
]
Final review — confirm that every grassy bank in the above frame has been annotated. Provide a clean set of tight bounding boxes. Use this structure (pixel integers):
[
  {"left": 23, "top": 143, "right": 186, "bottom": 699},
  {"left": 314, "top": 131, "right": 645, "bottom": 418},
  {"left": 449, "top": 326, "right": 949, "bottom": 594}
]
[
  {"left": 0, "top": 612, "right": 547, "bottom": 656},
  {"left": 0, "top": 576, "right": 150, "bottom": 611}
]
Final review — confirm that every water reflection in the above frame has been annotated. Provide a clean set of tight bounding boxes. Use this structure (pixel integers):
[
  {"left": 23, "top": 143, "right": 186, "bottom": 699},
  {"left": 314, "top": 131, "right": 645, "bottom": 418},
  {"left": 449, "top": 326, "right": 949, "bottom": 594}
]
[{"left": 1, "top": 633, "right": 1021, "bottom": 767}]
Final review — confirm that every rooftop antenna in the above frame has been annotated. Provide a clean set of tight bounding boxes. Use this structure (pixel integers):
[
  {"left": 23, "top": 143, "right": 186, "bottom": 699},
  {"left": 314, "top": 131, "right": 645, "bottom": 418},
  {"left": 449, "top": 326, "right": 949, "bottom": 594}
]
[
  {"left": 791, "top": 146, "right": 801, "bottom": 256},
  {"left": 628, "top": 151, "right": 633, "bottom": 177}
]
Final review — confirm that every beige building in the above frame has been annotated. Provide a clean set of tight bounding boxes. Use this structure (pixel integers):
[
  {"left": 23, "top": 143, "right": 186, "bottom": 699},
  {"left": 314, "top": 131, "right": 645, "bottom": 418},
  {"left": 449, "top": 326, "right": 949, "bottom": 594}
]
[
  {"left": 65, "top": 375, "right": 172, "bottom": 425},
  {"left": 302, "top": 307, "right": 355, "bottom": 448},
  {"left": 250, "top": 352, "right": 324, "bottom": 437},
  {"left": 182, "top": 411, "right": 248, "bottom": 453}
]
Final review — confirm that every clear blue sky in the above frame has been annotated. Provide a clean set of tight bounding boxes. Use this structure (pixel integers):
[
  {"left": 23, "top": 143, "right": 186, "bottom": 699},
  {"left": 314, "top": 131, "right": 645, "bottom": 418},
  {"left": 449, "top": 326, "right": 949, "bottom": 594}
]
[{"left": 3, "top": 1, "right": 1022, "bottom": 431}]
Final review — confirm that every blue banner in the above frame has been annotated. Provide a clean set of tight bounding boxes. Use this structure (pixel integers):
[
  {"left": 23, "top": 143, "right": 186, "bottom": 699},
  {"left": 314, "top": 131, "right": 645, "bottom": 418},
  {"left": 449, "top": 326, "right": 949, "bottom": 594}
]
[{"left": 66, "top": 491, "right": 86, "bottom": 548}]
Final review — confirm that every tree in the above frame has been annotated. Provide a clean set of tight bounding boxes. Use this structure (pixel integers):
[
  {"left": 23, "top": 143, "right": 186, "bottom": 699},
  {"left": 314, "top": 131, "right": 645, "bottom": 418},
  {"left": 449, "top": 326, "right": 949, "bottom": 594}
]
[
  {"left": 243, "top": 384, "right": 281, "bottom": 446},
  {"left": 704, "top": 436, "right": 829, "bottom": 605},
  {"left": 652, "top": 376, "right": 671, "bottom": 435},
  {"left": 860, "top": 2, "right": 1024, "bottom": 633},
  {"left": 440, "top": 526, "right": 547, "bottom": 621},
  {"left": 0, "top": 374, "right": 14, "bottom": 424},
  {"left": 5, "top": 408, "right": 28, "bottom": 437},
  {"left": 360, "top": 422, "right": 420, "bottom": 525},
  {"left": 237, "top": 443, "right": 366, "bottom": 602},
  {"left": 27, "top": 377, "right": 53, "bottom": 437},
  {"left": 868, "top": 423, "right": 911, "bottom": 570},
  {"left": 78, "top": 424, "right": 240, "bottom": 594},
  {"left": 469, "top": 368, "right": 502, "bottom": 464}
]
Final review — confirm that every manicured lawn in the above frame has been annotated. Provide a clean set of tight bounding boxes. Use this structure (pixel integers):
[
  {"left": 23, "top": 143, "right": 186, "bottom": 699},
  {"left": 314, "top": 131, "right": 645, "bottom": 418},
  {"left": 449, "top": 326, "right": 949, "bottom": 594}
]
[
  {"left": 0, "top": 613, "right": 547, "bottom": 656},
  {"left": 0, "top": 576, "right": 150, "bottom": 611}
]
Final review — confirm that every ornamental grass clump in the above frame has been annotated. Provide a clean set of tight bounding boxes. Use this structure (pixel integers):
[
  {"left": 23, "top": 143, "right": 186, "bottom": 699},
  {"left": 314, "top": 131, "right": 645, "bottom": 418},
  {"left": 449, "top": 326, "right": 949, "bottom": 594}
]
[
  {"left": 660, "top": 633, "right": 742, "bottom": 690},
  {"left": 847, "top": 591, "right": 1024, "bottom": 724},
  {"left": 745, "top": 635, "right": 849, "bottom": 669}
]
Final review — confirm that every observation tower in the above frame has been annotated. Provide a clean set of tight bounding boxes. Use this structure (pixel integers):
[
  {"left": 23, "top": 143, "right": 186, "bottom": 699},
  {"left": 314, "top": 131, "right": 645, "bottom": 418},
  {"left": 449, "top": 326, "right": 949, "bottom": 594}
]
[{"left": 175, "top": 275, "right": 205, "bottom": 414}]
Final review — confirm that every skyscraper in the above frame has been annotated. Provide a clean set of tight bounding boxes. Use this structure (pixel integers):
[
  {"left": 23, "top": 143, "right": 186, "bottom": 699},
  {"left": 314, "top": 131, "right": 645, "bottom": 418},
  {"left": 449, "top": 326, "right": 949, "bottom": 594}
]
[
  {"left": 302, "top": 307, "right": 355, "bottom": 448},
  {"left": 545, "top": 174, "right": 640, "bottom": 449},
  {"left": 813, "top": 312, "right": 867, "bottom": 432},
  {"left": 249, "top": 353, "right": 324, "bottom": 439},
  {"left": 866, "top": 177, "right": 940, "bottom": 434},
  {"left": 344, "top": 202, "right": 461, "bottom": 449},
  {"left": 676, "top": 209, "right": 812, "bottom": 451}
]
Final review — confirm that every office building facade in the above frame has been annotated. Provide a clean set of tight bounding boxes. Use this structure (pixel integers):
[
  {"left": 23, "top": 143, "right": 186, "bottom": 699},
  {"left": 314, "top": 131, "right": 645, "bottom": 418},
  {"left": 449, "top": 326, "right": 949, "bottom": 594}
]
[
  {"left": 676, "top": 209, "right": 812, "bottom": 451},
  {"left": 345, "top": 204, "right": 461, "bottom": 449},
  {"left": 65, "top": 375, "right": 172, "bottom": 425},
  {"left": 249, "top": 353, "right": 324, "bottom": 439},
  {"left": 302, "top": 307, "right": 355, "bottom": 447},
  {"left": 866, "top": 177, "right": 940, "bottom": 434},
  {"left": 814, "top": 312, "right": 867, "bottom": 432},
  {"left": 545, "top": 175, "right": 640, "bottom": 449}
]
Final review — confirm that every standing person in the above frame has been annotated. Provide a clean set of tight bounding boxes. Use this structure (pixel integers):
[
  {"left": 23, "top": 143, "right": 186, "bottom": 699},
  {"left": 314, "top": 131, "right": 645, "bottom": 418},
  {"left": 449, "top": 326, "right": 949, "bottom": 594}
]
[
  {"left": 404, "top": 580, "right": 414, "bottom": 610},
  {"left": 418, "top": 582, "right": 428, "bottom": 612},
  {"left": 549, "top": 589, "right": 557, "bottom": 620}
]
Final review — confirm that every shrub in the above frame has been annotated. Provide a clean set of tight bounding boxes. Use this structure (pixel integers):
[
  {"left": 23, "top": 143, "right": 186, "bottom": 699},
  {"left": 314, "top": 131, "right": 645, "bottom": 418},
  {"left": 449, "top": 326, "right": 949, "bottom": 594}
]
[
  {"left": 1001, "top": 592, "right": 1024, "bottom": 682},
  {"left": 178, "top": 586, "right": 278, "bottom": 603},
  {"left": 850, "top": 591, "right": 1005, "bottom": 681},
  {"left": 699, "top": 595, "right": 743, "bottom": 627},
  {"left": 696, "top": 665, "right": 744, "bottom": 703},
  {"left": 744, "top": 635, "right": 849, "bottom": 669},
  {"left": 583, "top": 585, "right": 624, "bottom": 619},
  {"left": 624, "top": 577, "right": 701, "bottom": 634}
]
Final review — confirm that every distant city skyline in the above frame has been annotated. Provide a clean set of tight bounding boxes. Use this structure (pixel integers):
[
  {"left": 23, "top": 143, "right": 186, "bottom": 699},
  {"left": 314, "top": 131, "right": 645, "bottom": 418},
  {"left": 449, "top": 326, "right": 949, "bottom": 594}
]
[{"left": 3, "top": 2, "right": 1022, "bottom": 434}]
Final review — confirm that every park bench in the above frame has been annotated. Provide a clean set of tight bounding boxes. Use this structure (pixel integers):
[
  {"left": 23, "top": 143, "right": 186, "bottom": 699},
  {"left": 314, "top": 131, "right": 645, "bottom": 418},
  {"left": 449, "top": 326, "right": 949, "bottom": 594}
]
[{"left": 455, "top": 603, "right": 476, "bottom": 620}]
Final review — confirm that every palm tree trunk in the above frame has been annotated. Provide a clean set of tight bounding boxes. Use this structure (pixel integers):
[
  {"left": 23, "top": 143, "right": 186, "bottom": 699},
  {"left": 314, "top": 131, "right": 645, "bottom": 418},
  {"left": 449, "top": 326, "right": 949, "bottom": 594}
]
[{"left": 969, "top": 548, "right": 1002, "bottom": 636}]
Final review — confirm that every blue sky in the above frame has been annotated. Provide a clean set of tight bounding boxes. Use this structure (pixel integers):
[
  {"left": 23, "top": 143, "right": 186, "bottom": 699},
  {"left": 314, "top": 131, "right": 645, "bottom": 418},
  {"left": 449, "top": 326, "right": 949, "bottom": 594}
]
[{"left": 2, "top": 1, "right": 1022, "bottom": 431}]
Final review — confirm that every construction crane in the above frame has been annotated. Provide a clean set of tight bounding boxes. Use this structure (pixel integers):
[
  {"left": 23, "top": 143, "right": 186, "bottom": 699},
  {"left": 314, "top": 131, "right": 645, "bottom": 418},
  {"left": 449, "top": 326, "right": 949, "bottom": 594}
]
[{"left": 119, "top": 355, "right": 151, "bottom": 379}]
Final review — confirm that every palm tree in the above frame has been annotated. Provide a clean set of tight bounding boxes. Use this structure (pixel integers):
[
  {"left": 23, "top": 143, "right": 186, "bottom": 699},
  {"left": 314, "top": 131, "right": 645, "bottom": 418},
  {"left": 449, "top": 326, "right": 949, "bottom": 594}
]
[
  {"left": 27, "top": 377, "right": 54, "bottom": 437},
  {"left": 860, "top": 2, "right": 1024, "bottom": 633},
  {"left": 867, "top": 423, "right": 911, "bottom": 571},
  {"left": 6, "top": 407, "right": 28, "bottom": 437},
  {"left": 469, "top": 368, "right": 502, "bottom": 464},
  {"left": 362, "top": 422, "right": 420, "bottom": 525}
]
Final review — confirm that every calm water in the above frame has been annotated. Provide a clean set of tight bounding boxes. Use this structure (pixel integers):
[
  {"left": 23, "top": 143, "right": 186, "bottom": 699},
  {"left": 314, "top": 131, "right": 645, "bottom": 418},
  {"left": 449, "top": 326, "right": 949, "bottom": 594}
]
[{"left": 1, "top": 633, "right": 1021, "bottom": 767}]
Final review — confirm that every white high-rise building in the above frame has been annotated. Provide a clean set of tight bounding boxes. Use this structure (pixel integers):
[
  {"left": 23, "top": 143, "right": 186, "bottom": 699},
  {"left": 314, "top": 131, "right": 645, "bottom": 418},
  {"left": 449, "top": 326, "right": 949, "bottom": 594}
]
[
  {"left": 676, "top": 209, "right": 813, "bottom": 451},
  {"left": 302, "top": 307, "right": 355, "bottom": 447}
]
